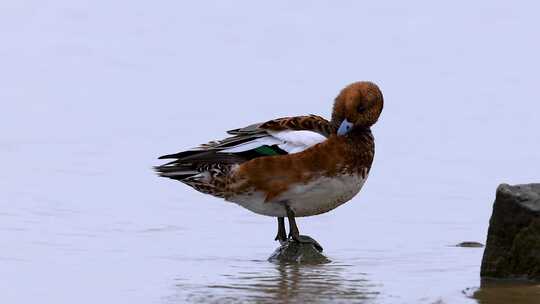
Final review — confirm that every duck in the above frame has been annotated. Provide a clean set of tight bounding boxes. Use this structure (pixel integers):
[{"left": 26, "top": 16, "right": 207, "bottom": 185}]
[{"left": 155, "top": 81, "right": 383, "bottom": 251}]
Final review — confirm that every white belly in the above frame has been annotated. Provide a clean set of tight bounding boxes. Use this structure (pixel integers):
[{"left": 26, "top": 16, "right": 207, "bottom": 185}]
[{"left": 227, "top": 173, "right": 367, "bottom": 217}]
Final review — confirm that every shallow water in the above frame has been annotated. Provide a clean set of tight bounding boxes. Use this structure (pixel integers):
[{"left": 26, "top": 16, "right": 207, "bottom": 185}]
[
  {"left": 2, "top": 1, "right": 540, "bottom": 303},
  {"left": 472, "top": 281, "right": 540, "bottom": 304},
  {"left": 2, "top": 142, "right": 536, "bottom": 304}
]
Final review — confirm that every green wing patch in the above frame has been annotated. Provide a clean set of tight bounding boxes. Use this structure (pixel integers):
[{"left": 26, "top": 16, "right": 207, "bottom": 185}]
[{"left": 254, "top": 145, "right": 281, "bottom": 156}]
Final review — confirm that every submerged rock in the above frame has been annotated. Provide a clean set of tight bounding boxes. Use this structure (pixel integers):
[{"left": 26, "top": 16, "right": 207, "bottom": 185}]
[
  {"left": 481, "top": 183, "right": 540, "bottom": 281},
  {"left": 456, "top": 241, "right": 484, "bottom": 248},
  {"left": 268, "top": 236, "right": 330, "bottom": 264}
]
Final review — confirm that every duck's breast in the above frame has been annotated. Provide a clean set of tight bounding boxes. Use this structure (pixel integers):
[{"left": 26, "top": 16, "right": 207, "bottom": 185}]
[
  {"left": 227, "top": 171, "right": 367, "bottom": 217},
  {"left": 283, "top": 171, "right": 368, "bottom": 217}
]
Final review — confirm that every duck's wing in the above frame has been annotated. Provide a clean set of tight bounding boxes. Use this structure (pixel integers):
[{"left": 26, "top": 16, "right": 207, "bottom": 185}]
[
  {"left": 157, "top": 115, "right": 332, "bottom": 160},
  {"left": 155, "top": 115, "right": 331, "bottom": 186},
  {"left": 228, "top": 114, "right": 333, "bottom": 137}
]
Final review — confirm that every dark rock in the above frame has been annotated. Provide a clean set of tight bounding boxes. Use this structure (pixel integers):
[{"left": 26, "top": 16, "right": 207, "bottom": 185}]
[
  {"left": 268, "top": 237, "right": 330, "bottom": 264},
  {"left": 481, "top": 183, "right": 540, "bottom": 281},
  {"left": 455, "top": 241, "right": 484, "bottom": 248}
]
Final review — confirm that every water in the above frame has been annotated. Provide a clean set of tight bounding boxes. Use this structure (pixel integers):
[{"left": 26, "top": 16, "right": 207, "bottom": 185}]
[{"left": 1, "top": 1, "right": 540, "bottom": 303}]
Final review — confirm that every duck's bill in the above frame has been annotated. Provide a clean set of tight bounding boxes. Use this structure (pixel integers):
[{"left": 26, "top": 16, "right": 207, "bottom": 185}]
[{"left": 337, "top": 119, "right": 353, "bottom": 136}]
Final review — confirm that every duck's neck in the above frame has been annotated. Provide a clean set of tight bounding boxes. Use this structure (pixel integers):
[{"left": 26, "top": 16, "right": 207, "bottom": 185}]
[
  {"left": 348, "top": 126, "right": 372, "bottom": 137},
  {"left": 346, "top": 127, "right": 374, "bottom": 147}
]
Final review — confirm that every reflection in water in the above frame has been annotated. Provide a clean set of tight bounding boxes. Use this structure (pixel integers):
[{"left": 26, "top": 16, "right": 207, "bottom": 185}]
[
  {"left": 174, "top": 261, "right": 379, "bottom": 303},
  {"left": 471, "top": 280, "right": 540, "bottom": 304}
]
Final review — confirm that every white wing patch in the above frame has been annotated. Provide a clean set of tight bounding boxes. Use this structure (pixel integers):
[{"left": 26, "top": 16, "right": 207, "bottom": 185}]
[
  {"left": 269, "top": 130, "right": 327, "bottom": 153},
  {"left": 221, "top": 130, "right": 327, "bottom": 154}
]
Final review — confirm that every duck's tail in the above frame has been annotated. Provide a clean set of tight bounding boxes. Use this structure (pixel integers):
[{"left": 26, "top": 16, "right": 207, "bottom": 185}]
[
  {"left": 154, "top": 150, "right": 245, "bottom": 198},
  {"left": 154, "top": 161, "right": 199, "bottom": 181}
]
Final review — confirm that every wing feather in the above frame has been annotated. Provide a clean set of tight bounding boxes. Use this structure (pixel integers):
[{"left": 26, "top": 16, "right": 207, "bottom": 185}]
[
  {"left": 155, "top": 115, "right": 331, "bottom": 183},
  {"left": 221, "top": 136, "right": 283, "bottom": 153},
  {"left": 220, "top": 130, "right": 326, "bottom": 154}
]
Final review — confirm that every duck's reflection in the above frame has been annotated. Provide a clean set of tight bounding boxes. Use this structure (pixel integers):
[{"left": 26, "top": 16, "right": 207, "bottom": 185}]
[{"left": 179, "top": 261, "right": 379, "bottom": 303}]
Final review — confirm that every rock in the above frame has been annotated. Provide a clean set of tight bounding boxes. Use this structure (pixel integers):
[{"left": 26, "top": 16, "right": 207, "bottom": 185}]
[
  {"left": 455, "top": 241, "right": 484, "bottom": 248},
  {"left": 481, "top": 183, "right": 540, "bottom": 281},
  {"left": 268, "top": 237, "right": 330, "bottom": 264}
]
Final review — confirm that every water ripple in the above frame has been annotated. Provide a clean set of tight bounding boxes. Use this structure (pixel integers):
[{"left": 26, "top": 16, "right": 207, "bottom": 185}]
[{"left": 170, "top": 261, "right": 380, "bottom": 303}]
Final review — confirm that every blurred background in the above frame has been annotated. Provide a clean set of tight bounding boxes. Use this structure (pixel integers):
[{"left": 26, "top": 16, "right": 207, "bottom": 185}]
[{"left": 1, "top": 1, "right": 539, "bottom": 303}]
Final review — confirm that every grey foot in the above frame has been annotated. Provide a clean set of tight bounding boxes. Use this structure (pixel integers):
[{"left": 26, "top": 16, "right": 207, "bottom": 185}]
[{"left": 274, "top": 217, "right": 287, "bottom": 243}]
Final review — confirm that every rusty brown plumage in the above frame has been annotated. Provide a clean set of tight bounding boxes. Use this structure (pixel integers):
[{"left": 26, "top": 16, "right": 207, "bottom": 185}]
[
  {"left": 223, "top": 81, "right": 382, "bottom": 202},
  {"left": 156, "top": 81, "right": 383, "bottom": 209},
  {"left": 226, "top": 130, "right": 374, "bottom": 202},
  {"left": 259, "top": 115, "right": 334, "bottom": 137},
  {"left": 331, "top": 81, "right": 384, "bottom": 131},
  {"left": 155, "top": 81, "right": 383, "bottom": 246}
]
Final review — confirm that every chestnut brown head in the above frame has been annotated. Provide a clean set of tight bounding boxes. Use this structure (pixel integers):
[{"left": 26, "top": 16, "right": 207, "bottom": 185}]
[{"left": 331, "top": 81, "right": 383, "bottom": 135}]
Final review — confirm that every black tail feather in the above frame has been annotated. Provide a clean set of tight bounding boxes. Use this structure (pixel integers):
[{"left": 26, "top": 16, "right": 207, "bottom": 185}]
[{"left": 158, "top": 150, "right": 202, "bottom": 160}]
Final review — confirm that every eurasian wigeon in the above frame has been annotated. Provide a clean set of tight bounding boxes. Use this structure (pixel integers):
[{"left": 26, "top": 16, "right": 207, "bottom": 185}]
[{"left": 156, "top": 81, "right": 383, "bottom": 251}]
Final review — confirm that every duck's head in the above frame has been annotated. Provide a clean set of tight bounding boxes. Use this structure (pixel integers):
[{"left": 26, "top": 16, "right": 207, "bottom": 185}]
[{"left": 331, "top": 81, "right": 383, "bottom": 136}]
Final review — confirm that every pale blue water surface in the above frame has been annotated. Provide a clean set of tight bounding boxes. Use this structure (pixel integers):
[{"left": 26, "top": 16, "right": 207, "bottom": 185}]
[{"left": 1, "top": 1, "right": 539, "bottom": 303}]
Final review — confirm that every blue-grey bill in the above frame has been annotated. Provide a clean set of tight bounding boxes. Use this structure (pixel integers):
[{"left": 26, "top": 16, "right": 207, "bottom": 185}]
[{"left": 337, "top": 119, "right": 353, "bottom": 136}]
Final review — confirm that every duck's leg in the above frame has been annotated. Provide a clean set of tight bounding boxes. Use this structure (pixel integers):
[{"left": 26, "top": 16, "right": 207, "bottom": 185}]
[
  {"left": 285, "top": 205, "right": 300, "bottom": 240},
  {"left": 274, "top": 217, "right": 287, "bottom": 243},
  {"left": 285, "top": 205, "right": 323, "bottom": 252}
]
